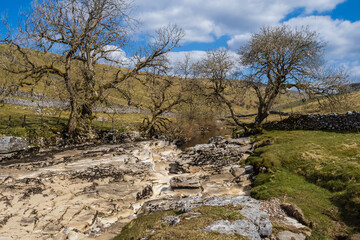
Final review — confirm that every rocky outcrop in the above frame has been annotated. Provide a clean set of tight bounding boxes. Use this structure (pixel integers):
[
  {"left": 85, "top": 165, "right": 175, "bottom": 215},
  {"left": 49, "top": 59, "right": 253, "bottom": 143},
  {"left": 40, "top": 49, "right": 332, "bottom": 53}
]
[
  {"left": 264, "top": 111, "right": 360, "bottom": 132},
  {"left": 202, "top": 220, "right": 263, "bottom": 240},
  {"left": 0, "top": 140, "right": 181, "bottom": 240},
  {"left": 140, "top": 195, "right": 273, "bottom": 239},
  {"left": 172, "top": 137, "right": 252, "bottom": 173}
]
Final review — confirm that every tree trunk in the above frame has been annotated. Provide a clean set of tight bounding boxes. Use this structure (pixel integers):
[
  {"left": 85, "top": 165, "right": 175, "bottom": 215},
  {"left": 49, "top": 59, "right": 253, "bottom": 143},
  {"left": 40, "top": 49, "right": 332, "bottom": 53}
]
[{"left": 67, "top": 100, "right": 78, "bottom": 138}]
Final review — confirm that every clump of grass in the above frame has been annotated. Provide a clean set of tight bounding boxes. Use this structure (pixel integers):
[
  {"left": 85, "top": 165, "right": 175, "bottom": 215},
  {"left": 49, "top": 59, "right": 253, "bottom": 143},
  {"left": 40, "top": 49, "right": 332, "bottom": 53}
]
[{"left": 115, "top": 205, "right": 247, "bottom": 240}]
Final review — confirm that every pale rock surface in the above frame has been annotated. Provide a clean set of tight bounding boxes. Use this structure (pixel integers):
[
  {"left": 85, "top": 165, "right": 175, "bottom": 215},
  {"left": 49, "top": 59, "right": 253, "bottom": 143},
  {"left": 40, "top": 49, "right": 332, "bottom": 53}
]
[
  {"left": 0, "top": 136, "right": 28, "bottom": 154},
  {"left": 170, "top": 175, "right": 201, "bottom": 189},
  {"left": 202, "top": 219, "right": 260, "bottom": 240},
  {"left": 277, "top": 231, "right": 307, "bottom": 240}
]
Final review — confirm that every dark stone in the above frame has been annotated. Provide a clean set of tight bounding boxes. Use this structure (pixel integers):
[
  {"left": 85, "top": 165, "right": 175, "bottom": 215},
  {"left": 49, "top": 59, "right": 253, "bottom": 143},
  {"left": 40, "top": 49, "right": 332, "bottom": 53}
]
[
  {"left": 281, "top": 203, "right": 311, "bottom": 227},
  {"left": 263, "top": 112, "right": 360, "bottom": 132},
  {"left": 136, "top": 185, "right": 153, "bottom": 201}
]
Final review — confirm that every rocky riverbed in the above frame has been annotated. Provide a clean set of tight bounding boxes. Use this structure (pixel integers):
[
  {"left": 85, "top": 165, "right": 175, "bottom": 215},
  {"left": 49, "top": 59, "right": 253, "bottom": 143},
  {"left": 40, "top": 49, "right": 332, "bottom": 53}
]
[{"left": 0, "top": 135, "right": 311, "bottom": 240}]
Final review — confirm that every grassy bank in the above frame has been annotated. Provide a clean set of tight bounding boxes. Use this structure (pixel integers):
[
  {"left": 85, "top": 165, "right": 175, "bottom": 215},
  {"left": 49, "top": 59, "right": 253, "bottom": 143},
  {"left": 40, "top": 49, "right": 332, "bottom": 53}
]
[
  {"left": 115, "top": 205, "right": 247, "bottom": 240},
  {"left": 247, "top": 130, "right": 360, "bottom": 238}
]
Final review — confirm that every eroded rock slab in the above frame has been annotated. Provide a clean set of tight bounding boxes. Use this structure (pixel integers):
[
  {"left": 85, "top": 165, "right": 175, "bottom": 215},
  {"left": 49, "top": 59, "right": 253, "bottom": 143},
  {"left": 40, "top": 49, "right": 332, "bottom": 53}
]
[
  {"left": 202, "top": 220, "right": 261, "bottom": 240},
  {"left": 0, "top": 140, "right": 181, "bottom": 240},
  {"left": 173, "top": 137, "right": 252, "bottom": 173},
  {"left": 170, "top": 175, "right": 201, "bottom": 189}
]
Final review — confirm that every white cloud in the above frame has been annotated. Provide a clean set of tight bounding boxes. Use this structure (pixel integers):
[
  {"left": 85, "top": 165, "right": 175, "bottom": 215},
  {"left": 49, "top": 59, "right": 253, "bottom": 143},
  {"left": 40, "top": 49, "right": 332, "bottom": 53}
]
[
  {"left": 166, "top": 51, "right": 207, "bottom": 64},
  {"left": 285, "top": 16, "right": 360, "bottom": 60},
  {"left": 133, "top": 0, "right": 345, "bottom": 43},
  {"left": 227, "top": 33, "right": 252, "bottom": 49},
  {"left": 99, "top": 45, "right": 136, "bottom": 67}
]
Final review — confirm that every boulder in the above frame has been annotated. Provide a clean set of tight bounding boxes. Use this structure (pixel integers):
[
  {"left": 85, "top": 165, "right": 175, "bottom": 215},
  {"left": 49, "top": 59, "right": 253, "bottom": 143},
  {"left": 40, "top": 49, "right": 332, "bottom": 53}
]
[
  {"left": 230, "top": 165, "right": 246, "bottom": 178},
  {"left": 175, "top": 138, "right": 251, "bottom": 172},
  {"left": 170, "top": 176, "right": 201, "bottom": 189},
  {"left": 245, "top": 165, "right": 254, "bottom": 174},
  {"left": 202, "top": 219, "right": 260, "bottom": 240},
  {"left": 0, "top": 137, "right": 29, "bottom": 154},
  {"left": 281, "top": 203, "right": 310, "bottom": 227}
]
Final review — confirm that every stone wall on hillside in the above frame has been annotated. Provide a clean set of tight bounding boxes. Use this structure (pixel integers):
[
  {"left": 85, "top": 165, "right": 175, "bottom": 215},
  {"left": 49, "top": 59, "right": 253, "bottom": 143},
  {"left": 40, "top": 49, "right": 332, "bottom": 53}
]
[{"left": 263, "top": 111, "right": 360, "bottom": 132}]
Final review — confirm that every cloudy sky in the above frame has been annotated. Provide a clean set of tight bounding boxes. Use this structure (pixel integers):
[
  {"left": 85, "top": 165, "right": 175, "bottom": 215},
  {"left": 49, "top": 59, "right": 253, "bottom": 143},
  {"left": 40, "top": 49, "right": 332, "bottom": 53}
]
[
  {"left": 132, "top": 0, "right": 360, "bottom": 79},
  {"left": 2, "top": 0, "right": 360, "bottom": 79}
]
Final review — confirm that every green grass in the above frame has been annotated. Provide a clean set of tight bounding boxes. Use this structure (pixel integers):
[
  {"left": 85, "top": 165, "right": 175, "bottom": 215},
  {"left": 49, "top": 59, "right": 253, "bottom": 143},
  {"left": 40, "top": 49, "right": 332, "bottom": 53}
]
[
  {"left": 247, "top": 130, "right": 360, "bottom": 238},
  {"left": 114, "top": 205, "right": 248, "bottom": 240},
  {"left": 0, "top": 104, "right": 147, "bottom": 142}
]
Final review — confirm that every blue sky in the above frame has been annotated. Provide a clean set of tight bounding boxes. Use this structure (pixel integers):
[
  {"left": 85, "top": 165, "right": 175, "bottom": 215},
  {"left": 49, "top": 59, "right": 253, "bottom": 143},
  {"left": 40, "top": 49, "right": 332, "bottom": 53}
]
[{"left": 2, "top": 0, "right": 360, "bottom": 80}]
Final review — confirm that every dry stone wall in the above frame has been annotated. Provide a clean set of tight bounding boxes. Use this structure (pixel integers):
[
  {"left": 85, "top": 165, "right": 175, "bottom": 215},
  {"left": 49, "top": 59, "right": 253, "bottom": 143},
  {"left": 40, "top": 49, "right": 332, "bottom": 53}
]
[{"left": 263, "top": 111, "right": 360, "bottom": 132}]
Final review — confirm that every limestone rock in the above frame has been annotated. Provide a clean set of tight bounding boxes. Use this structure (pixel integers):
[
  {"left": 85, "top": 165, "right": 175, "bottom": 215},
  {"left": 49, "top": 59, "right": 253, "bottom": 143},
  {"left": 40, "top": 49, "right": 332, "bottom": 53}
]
[
  {"left": 67, "top": 230, "right": 85, "bottom": 240},
  {"left": 0, "top": 237, "right": 13, "bottom": 240},
  {"left": 281, "top": 203, "right": 310, "bottom": 227},
  {"left": 263, "top": 111, "right": 360, "bottom": 132},
  {"left": 53, "top": 232, "right": 67, "bottom": 240},
  {"left": 162, "top": 216, "right": 180, "bottom": 226},
  {"left": 170, "top": 176, "right": 201, "bottom": 189},
  {"left": 277, "top": 231, "right": 306, "bottom": 240},
  {"left": 0, "top": 137, "right": 28, "bottom": 154},
  {"left": 230, "top": 165, "right": 246, "bottom": 178},
  {"left": 202, "top": 219, "right": 260, "bottom": 240},
  {"left": 139, "top": 195, "right": 272, "bottom": 238},
  {"left": 175, "top": 139, "right": 251, "bottom": 172},
  {"left": 245, "top": 165, "right": 254, "bottom": 174}
]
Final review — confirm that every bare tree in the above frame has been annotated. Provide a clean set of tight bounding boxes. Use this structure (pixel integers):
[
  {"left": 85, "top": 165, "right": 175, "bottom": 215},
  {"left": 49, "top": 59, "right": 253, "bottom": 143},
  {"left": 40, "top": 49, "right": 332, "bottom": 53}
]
[
  {"left": 193, "top": 48, "right": 249, "bottom": 129},
  {"left": 122, "top": 60, "right": 186, "bottom": 137},
  {"left": 239, "top": 25, "right": 325, "bottom": 124},
  {"left": 0, "top": 0, "right": 184, "bottom": 139}
]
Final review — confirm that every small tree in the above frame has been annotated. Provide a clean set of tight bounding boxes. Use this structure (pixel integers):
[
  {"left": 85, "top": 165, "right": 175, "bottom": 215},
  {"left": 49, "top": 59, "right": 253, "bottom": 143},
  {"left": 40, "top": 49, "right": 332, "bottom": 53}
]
[
  {"left": 193, "top": 48, "right": 248, "bottom": 130},
  {"left": 239, "top": 25, "right": 325, "bottom": 124},
  {"left": 0, "top": 0, "right": 184, "bottom": 139},
  {"left": 121, "top": 61, "right": 186, "bottom": 137}
]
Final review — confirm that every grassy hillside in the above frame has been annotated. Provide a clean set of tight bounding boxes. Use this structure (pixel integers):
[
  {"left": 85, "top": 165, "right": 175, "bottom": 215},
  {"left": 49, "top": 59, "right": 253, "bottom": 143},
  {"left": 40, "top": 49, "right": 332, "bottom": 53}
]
[
  {"left": 278, "top": 91, "right": 360, "bottom": 114},
  {"left": 0, "top": 44, "right": 303, "bottom": 139},
  {"left": 247, "top": 130, "right": 360, "bottom": 238}
]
